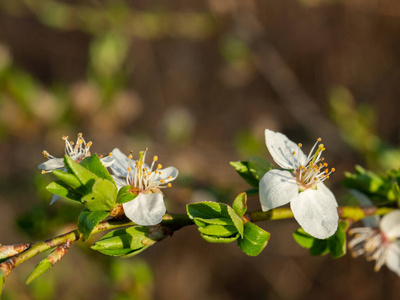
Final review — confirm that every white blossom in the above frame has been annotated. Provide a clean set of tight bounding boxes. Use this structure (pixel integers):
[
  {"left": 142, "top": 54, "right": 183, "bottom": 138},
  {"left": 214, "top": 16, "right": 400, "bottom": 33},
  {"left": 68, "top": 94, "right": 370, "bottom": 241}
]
[
  {"left": 110, "top": 148, "right": 178, "bottom": 226},
  {"left": 349, "top": 210, "right": 400, "bottom": 276},
  {"left": 259, "top": 129, "right": 338, "bottom": 239},
  {"left": 38, "top": 133, "right": 113, "bottom": 204}
]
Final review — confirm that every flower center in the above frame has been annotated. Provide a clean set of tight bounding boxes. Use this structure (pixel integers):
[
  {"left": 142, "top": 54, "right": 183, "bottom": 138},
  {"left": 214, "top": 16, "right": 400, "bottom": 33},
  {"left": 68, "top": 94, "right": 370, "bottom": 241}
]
[
  {"left": 349, "top": 227, "right": 389, "bottom": 272},
  {"left": 126, "top": 148, "right": 173, "bottom": 192},
  {"left": 291, "top": 138, "right": 335, "bottom": 190}
]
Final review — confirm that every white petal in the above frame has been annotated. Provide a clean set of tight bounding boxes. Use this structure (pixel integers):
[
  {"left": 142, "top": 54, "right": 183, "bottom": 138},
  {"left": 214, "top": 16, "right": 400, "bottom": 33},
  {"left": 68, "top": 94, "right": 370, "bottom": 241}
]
[
  {"left": 259, "top": 169, "right": 298, "bottom": 211},
  {"left": 386, "top": 241, "right": 400, "bottom": 276},
  {"left": 100, "top": 155, "right": 115, "bottom": 167},
  {"left": 49, "top": 194, "right": 61, "bottom": 205},
  {"left": 112, "top": 175, "right": 127, "bottom": 190},
  {"left": 123, "top": 193, "right": 166, "bottom": 226},
  {"left": 265, "top": 129, "right": 307, "bottom": 169},
  {"left": 155, "top": 166, "right": 179, "bottom": 183},
  {"left": 291, "top": 188, "right": 339, "bottom": 239},
  {"left": 380, "top": 210, "right": 400, "bottom": 239},
  {"left": 38, "top": 158, "right": 64, "bottom": 171},
  {"left": 109, "top": 148, "right": 129, "bottom": 178},
  {"left": 316, "top": 182, "right": 337, "bottom": 207}
]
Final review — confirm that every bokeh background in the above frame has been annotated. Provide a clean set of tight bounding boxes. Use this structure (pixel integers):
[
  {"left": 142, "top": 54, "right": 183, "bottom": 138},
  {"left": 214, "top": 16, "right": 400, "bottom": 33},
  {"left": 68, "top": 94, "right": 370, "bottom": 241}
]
[{"left": 1, "top": 0, "right": 400, "bottom": 299}]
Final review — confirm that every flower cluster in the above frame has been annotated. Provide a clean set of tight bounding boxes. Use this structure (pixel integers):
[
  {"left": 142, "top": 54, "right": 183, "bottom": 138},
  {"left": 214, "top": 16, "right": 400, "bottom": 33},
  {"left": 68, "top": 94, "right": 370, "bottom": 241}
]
[{"left": 39, "top": 133, "right": 178, "bottom": 226}]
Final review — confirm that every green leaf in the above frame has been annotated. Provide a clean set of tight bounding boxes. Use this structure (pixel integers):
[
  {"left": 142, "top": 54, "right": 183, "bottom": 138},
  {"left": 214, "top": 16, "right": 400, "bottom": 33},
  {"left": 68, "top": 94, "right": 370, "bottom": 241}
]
[
  {"left": 309, "top": 239, "right": 329, "bottom": 256},
  {"left": 92, "top": 227, "right": 151, "bottom": 257},
  {"left": 52, "top": 170, "right": 82, "bottom": 189},
  {"left": 228, "top": 205, "right": 244, "bottom": 237},
  {"left": 237, "top": 222, "right": 270, "bottom": 256},
  {"left": 292, "top": 228, "right": 314, "bottom": 249},
  {"left": 229, "top": 161, "right": 259, "bottom": 187},
  {"left": 328, "top": 221, "right": 348, "bottom": 258},
  {"left": 25, "top": 259, "right": 52, "bottom": 285},
  {"left": 82, "top": 178, "right": 117, "bottom": 211},
  {"left": 201, "top": 233, "right": 240, "bottom": 243},
  {"left": 247, "top": 156, "right": 274, "bottom": 181},
  {"left": 126, "top": 227, "right": 152, "bottom": 249},
  {"left": 64, "top": 155, "right": 97, "bottom": 188},
  {"left": 117, "top": 185, "right": 137, "bottom": 204},
  {"left": 78, "top": 209, "right": 110, "bottom": 240},
  {"left": 46, "top": 180, "right": 82, "bottom": 202},
  {"left": 187, "top": 202, "right": 234, "bottom": 226},
  {"left": 0, "top": 270, "right": 5, "bottom": 297},
  {"left": 198, "top": 225, "right": 239, "bottom": 237},
  {"left": 232, "top": 192, "right": 247, "bottom": 217},
  {"left": 79, "top": 154, "right": 114, "bottom": 182}
]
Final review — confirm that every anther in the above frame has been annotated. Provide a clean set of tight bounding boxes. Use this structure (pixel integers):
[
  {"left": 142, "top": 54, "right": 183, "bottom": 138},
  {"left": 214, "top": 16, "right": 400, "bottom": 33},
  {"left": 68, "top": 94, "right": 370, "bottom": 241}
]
[
  {"left": 168, "top": 176, "right": 172, "bottom": 179},
  {"left": 292, "top": 151, "right": 296, "bottom": 155},
  {"left": 167, "top": 183, "right": 172, "bottom": 187},
  {"left": 331, "top": 168, "right": 336, "bottom": 172},
  {"left": 157, "top": 164, "right": 162, "bottom": 169},
  {"left": 41, "top": 170, "right": 46, "bottom": 174},
  {"left": 153, "top": 156, "right": 158, "bottom": 161},
  {"left": 317, "top": 138, "right": 321, "bottom": 142},
  {"left": 298, "top": 143, "right": 302, "bottom": 147},
  {"left": 128, "top": 155, "right": 133, "bottom": 159},
  {"left": 109, "top": 152, "right": 112, "bottom": 156}
]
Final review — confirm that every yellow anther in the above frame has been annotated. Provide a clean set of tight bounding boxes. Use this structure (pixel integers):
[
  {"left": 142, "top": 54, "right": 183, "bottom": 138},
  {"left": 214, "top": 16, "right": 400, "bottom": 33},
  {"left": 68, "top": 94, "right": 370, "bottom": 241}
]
[
  {"left": 317, "top": 138, "right": 321, "bottom": 142},
  {"left": 127, "top": 167, "right": 132, "bottom": 172},
  {"left": 109, "top": 152, "right": 112, "bottom": 156},
  {"left": 153, "top": 156, "right": 158, "bottom": 161},
  {"left": 298, "top": 143, "right": 302, "bottom": 147},
  {"left": 292, "top": 151, "right": 296, "bottom": 155},
  {"left": 321, "top": 157, "right": 325, "bottom": 161},
  {"left": 331, "top": 168, "right": 336, "bottom": 172},
  {"left": 321, "top": 147, "right": 326, "bottom": 151},
  {"left": 70, "top": 141, "right": 74, "bottom": 146},
  {"left": 299, "top": 165, "right": 303, "bottom": 169},
  {"left": 167, "top": 183, "right": 172, "bottom": 188},
  {"left": 41, "top": 170, "right": 46, "bottom": 174},
  {"left": 325, "top": 169, "right": 328, "bottom": 173},
  {"left": 157, "top": 164, "right": 162, "bottom": 169},
  {"left": 160, "top": 179, "right": 165, "bottom": 183},
  {"left": 314, "top": 178, "right": 318, "bottom": 181},
  {"left": 99, "top": 155, "right": 104, "bottom": 158},
  {"left": 128, "top": 155, "right": 133, "bottom": 159},
  {"left": 147, "top": 172, "right": 151, "bottom": 175},
  {"left": 62, "top": 135, "right": 69, "bottom": 140},
  {"left": 78, "top": 139, "right": 83, "bottom": 145},
  {"left": 87, "top": 141, "right": 93, "bottom": 147},
  {"left": 326, "top": 175, "right": 330, "bottom": 179},
  {"left": 168, "top": 176, "right": 172, "bottom": 179},
  {"left": 324, "top": 163, "right": 328, "bottom": 167}
]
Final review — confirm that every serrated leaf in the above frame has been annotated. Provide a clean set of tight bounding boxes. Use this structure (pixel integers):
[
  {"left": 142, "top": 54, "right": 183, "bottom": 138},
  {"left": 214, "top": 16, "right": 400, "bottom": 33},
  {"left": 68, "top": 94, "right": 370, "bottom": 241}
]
[
  {"left": 248, "top": 156, "right": 274, "bottom": 181},
  {"left": 25, "top": 259, "right": 52, "bottom": 285},
  {"left": 328, "top": 221, "right": 348, "bottom": 258},
  {"left": 200, "top": 233, "right": 240, "bottom": 243},
  {"left": 46, "top": 180, "right": 82, "bottom": 202},
  {"left": 52, "top": 170, "right": 82, "bottom": 189},
  {"left": 237, "top": 222, "right": 270, "bottom": 256},
  {"left": 80, "top": 154, "right": 114, "bottom": 182},
  {"left": 117, "top": 185, "right": 137, "bottom": 204},
  {"left": 198, "top": 225, "right": 238, "bottom": 237},
  {"left": 232, "top": 192, "right": 247, "bottom": 217},
  {"left": 64, "top": 155, "right": 97, "bottom": 188},
  {"left": 82, "top": 178, "right": 117, "bottom": 211},
  {"left": 293, "top": 228, "right": 314, "bottom": 249},
  {"left": 230, "top": 161, "right": 259, "bottom": 187},
  {"left": 78, "top": 209, "right": 110, "bottom": 240}
]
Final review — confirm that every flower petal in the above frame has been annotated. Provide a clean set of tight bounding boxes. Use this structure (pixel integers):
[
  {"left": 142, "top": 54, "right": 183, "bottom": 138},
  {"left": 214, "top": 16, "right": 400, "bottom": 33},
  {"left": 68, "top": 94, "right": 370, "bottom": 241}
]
[
  {"left": 265, "top": 129, "right": 307, "bottom": 169},
  {"left": 49, "top": 194, "right": 61, "bottom": 205},
  {"left": 123, "top": 193, "right": 166, "bottom": 226},
  {"left": 109, "top": 148, "right": 129, "bottom": 178},
  {"left": 291, "top": 188, "right": 339, "bottom": 239},
  {"left": 38, "top": 158, "right": 64, "bottom": 171},
  {"left": 380, "top": 210, "right": 400, "bottom": 239},
  {"left": 386, "top": 241, "right": 400, "bottom": 276},
  {"left": 316, "top": 182, "right": 337, "bottom": 207},
  {"left": 100, "top": 155, "right": 115, "bottom": 167},
  {"left": 155, "top": 166, "right": 179, "bottom": 183},
  {"left": 259, "top": 169, "right": 298, "bottom": 211}
]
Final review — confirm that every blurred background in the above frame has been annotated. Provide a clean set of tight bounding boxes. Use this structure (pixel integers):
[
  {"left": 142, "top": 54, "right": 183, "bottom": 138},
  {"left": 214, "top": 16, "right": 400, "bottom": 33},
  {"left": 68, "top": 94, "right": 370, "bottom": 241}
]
[{"left": 1, "top": 0, "right": 400, "bottom": 299}]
